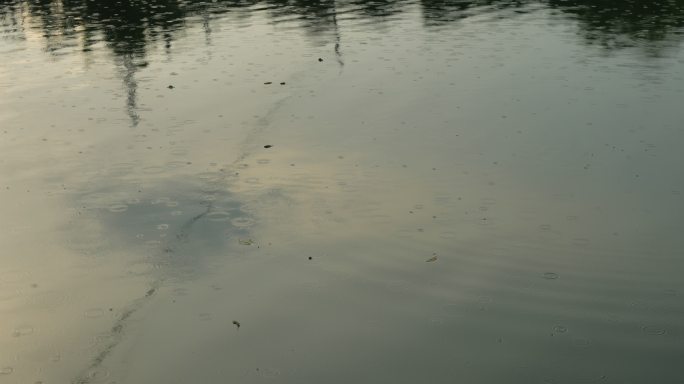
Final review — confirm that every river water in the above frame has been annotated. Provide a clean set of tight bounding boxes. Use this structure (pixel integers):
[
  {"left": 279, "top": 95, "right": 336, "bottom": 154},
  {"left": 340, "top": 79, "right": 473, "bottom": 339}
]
[{"left": 1, "top": 1, "right": 684, "bottom": 383}]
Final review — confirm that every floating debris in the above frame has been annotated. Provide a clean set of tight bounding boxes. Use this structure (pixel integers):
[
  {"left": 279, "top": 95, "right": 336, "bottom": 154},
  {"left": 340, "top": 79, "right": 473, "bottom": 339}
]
[
  {"left": 264, "top": 144, "right": 273, "bottom": 149},
  {"left": 280, "top": 82, "right": 286, "bottom": 85},
  {"left": 426, "top": 253, "right": 438, "bottom": 262},
  {"left": 264, "top": 81, "right": 272, "bottom": 85},
  {"left": 232, "top": 320, "right": 241, "bottom": 329},
  {"left": 308, "top": 256, "right": 312, "bottom": 260},
  {"left": 167, "top": 85, "right": 174, "bottom": 89},
  {"left": 318, "top": 58, "right": 323, "bottom": 62},
  {"left": 238, "top": 238, "right": 254, "bottom": 245}
]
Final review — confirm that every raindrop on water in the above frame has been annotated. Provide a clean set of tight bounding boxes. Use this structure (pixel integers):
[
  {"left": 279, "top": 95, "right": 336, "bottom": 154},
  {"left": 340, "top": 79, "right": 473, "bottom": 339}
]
[
  {"left": 84, "top": 308, "right": 104, "bottom": 318},
  {"left": 107, "top": 204, "right": 128, "bottom": 213},
  {"left": 12, "top": 324, "right": 34, "bottom": 337},
  {"left": 642, "top": 325, "right": 666, "bottom": 336}
]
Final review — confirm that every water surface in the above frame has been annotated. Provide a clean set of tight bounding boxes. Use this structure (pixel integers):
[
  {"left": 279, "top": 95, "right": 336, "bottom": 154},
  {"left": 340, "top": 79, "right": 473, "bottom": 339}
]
[{"left": 2, "top": 1, "right": 684, "bottom": 383}]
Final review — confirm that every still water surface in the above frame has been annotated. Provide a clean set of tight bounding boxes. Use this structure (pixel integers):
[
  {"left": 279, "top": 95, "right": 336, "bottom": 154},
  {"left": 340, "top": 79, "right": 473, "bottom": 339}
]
[{"left": 2, "top": 0, "right": 684, "bottom": 383}]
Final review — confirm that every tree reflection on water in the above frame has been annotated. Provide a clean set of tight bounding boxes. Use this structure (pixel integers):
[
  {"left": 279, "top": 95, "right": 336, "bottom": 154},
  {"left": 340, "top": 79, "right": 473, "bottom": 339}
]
[
  {"left": 3, "top": 0, "right": 683, "bottom": 57},
  {"left": 2, "top": 0, "right": 683, "bottom": 124}
]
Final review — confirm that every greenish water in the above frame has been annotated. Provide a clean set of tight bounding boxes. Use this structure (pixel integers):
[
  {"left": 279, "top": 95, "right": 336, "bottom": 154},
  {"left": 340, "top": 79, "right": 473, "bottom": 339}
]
[{"left": 1, "top": 1, "right": 684, "bottom": 383}]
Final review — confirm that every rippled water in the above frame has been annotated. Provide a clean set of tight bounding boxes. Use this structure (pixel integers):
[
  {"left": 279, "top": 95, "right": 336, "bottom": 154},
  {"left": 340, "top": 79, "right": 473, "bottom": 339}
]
[{"left": 2, "top": 0, "right": 684, "bottom": 383}]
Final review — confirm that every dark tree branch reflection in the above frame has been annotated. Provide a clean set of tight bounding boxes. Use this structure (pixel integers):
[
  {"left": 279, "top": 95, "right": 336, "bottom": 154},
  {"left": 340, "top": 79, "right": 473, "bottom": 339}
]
[
  {"left": 4, "top": 0, "right": 682, "bottom": 59},
  {"left": 3, "top": 0, "right": 684, "bottom": 55},
  {"left": 2, "top": 0, "right": 684, "bottom": 125}
]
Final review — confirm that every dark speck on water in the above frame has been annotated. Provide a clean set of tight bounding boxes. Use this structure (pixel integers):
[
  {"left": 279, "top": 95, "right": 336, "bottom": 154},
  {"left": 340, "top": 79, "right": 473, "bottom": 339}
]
[
  {"left": 232, "top": 320, "right": 241, "bottom": 329},
  {"left": 167, "top": 85, "right": 174, "bottom": 89},
  {"left": 264, "top": 145, "right": 272, "bottom": 148},
  {"left": 264, "top": 81, "right": 272, "bottom": 85}
]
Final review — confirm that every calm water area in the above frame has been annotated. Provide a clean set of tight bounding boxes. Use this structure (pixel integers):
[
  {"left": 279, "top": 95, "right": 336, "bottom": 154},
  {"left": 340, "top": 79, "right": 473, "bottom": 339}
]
[{"left": 1, "top": 0, "right": 684, "bottom": 383}]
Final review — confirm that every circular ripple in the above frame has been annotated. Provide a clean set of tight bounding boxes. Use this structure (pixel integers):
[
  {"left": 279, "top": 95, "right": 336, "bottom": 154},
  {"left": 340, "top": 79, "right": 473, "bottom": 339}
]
[
  {"left": 442, "top": 303, "right": 463, "bottom": 316},
  {"left": 642, "top": 325, "right": 667, "bottom": 336},
  {"left": 552, "top": 325, "right": 568, "bottom": 333},
  {"left": 85, "top": 368, "right": 110, "bottom": 383},
  {"left": 257, "top": 367, "right": 281, "bottom": 379},
  {"left": 91, "top": 332, "right": 116, "bottom": 346},
  {"left": 107, "top": 163, "right": 135, "bottom": 176},
  {"left": 572, "top": 238, "right": 590, "bottom": 247},
  {"left": 145, "top": 240, "right": 162, "bottom": 248},
  {"left": 141, "top": 166, "right": 166, "bottom": 175},
  {"left": 196, "top": 172, "right": 220, "bottom": 181},
  {"left": 572, "top": 337, "right": 591, "bottom": 347},
  {"left": 85, "top": 308, "right": 105, "bottom": 318},
  {"left": 12, "top": 325, "right": 34, "bottom": 337},
  {"left": 107, "top": 204, "right": 128, "bottom": 213},
  {"left": 0, "top": 268, "right": 32, "bottom": 285},
  {"left": 428, "top": 316, "right": 446, "bottom": 326},
  {"left": 477, "top": 296, "right": 493, "bottom": 306},
  {"left": 170, "top": 148, "right": 188, "bottom": 157},
  {"left": 207, "top": 211, "right": 232, "bottom": 222},
  {"left": 27, "top": 287, "right": 75, "bottom": 309},
  {"left": 542, "top": 272, "right": 559, "bottom": 280},
  {"left": 165, "top": 161, "right": 188, "bottom": 169},
  {"left": 231, "top": 216, "right": 255, "bottom": 228}
]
